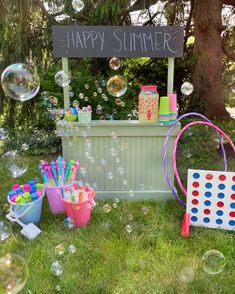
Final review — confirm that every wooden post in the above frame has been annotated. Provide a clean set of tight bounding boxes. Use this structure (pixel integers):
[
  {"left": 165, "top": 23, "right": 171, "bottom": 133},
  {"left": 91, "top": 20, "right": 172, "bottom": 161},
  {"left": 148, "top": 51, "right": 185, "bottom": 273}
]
[
  {"left": 61, "top": 57, "right": 70, "bottom": 109},
  {"left": 167, "top": 57, "right": 175, "bottom": 95}
]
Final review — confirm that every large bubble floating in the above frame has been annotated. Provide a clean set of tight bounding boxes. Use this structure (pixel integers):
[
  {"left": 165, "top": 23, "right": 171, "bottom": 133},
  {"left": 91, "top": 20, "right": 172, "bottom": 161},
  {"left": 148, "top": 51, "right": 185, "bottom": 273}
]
[
  {"left": 0, "top": 253, "right": 28, "bottom": 294},
  {"left": 202, "top": 250, "right": 226, "bottom": 275},
  {"left": 55, "top": 70, "right": 71, "bottom": 87},
  {"left": 107, "top": 75, "right": 127, "bottom": 97},
  {"left": 181, "top": 82, "right": 194, "bottom": 96},
  {"left": 1, "top": 63, "right": 40, "bottom": 101},
  {"left": 2, "top": 150, "right": 28, "bottom": 178}
]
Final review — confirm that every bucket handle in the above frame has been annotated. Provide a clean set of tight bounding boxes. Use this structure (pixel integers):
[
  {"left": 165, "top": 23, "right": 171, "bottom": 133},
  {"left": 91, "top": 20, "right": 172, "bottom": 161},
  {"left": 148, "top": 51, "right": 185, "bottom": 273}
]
[{"left": 9, "top": 202, "right": 34, "bottom": 221}]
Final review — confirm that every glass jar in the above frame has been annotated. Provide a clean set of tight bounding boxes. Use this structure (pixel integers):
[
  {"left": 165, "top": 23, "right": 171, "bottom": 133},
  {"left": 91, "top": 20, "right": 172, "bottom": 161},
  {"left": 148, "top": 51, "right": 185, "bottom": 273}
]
[{"left": 138, "top": 85, "right": 159, "bottom": 123}]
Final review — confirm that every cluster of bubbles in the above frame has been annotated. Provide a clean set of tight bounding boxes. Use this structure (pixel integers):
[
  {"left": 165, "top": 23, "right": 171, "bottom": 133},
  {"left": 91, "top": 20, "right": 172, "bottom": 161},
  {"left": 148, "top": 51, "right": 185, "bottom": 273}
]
[
  {"left": 1, "top": 63, "right": 40, "bottom": 101},
  {"left": 106, "top": 57, "right": 127, "bottom": 101},
  {"left": 0, "top": 253, "right": 28, "bottom": 294}
]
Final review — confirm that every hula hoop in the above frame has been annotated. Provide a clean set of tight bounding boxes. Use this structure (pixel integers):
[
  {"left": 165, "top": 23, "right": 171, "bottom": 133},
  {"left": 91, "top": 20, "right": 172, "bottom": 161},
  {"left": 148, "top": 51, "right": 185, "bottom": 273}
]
[
  {"left": 163, "top": 112, "right": 227, "bottom": 207},
  {"left": 173, "top": 121, "right": 235, "bottom": 205}
]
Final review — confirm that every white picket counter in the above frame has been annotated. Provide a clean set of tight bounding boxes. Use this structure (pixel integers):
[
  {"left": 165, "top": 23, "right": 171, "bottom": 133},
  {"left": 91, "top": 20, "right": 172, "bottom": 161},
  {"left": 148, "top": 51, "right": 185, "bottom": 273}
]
[{"left": 57, "top": 120, "right": 180, "bottom": 200}]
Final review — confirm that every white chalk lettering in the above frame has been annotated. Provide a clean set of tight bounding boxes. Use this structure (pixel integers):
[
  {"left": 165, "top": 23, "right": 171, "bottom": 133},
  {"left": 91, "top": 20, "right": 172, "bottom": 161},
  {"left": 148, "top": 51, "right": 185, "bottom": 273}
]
[
  {"left": 133, "top": 32, "right": 143, "bottom": 52},
  {"left": 123, "top": 32, "right": 132, "bottom": 51},
  {"left": 154, "top": 32, "right": 162, "bottom": 50},
  {"left": 97, "top": 32, "right": 105, "bottom": 51},
  {"left": 113, "top": 29, "right": 123, "bottom": 53},
  {"left": 67, "top": 31, "right": 75, "bottom": 49},
  {"left": 143, "top": 33, "right": 154, "bottom": 52},
  {"left": 164, "top": 33, "right": 177, "bottom": 53},
  {"left": 82, "top": 31, "right": 91, "bottom": 48},
  {"left": 76, "top": 32, "right": 84, "bottom": 48},
  {"left": 90, "top": 31, "right": 98, "bottom": 48}
]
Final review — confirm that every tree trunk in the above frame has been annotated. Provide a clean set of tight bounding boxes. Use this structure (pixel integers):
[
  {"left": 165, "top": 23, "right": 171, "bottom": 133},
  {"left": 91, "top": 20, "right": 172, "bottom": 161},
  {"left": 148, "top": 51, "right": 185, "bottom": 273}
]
[{"left": 193, "top": 0, "right": 230, "bottom": 118}]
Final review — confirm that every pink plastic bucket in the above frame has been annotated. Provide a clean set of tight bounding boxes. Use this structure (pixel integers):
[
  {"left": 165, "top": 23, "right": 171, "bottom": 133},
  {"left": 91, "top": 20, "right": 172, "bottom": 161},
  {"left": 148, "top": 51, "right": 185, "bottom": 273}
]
[
  {"left": 62, "top": 188, "right": 95, "bottom": 227},
  {"left": 43, "top": 184, "right": 73, "bottom": 215}
]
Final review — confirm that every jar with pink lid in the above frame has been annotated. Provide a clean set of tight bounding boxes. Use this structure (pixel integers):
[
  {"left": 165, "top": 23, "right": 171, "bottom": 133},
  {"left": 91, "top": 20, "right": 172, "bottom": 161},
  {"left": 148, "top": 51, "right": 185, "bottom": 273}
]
[{"left": 138, "top": 85, "right": 159, "bottom": 123}]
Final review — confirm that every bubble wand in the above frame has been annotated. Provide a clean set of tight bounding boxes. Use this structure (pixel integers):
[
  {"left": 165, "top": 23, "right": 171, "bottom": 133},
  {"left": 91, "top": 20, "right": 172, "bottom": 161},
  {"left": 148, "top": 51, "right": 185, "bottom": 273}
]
[{"left": 51, "top": 161, "right": 58, "bottom": 186}]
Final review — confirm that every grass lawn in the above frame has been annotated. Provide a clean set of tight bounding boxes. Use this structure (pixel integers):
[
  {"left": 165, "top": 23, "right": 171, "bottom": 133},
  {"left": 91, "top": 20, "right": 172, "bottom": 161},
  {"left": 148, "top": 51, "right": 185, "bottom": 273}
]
[{"left": 0, "top": 119, "right": 235, "bottom": 293}]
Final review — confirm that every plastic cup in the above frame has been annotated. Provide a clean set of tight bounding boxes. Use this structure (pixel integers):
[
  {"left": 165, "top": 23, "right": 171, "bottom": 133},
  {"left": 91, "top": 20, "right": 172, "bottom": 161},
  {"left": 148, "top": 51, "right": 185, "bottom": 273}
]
[{"left": 159, "top": 96, "right": 170, "bottom": 115}]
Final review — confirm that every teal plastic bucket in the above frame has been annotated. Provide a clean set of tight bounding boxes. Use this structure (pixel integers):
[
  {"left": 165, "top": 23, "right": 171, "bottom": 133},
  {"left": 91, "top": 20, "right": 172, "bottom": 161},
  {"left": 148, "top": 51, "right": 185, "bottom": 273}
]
[{"left": 7, "top": 191, "right": 45, "bottom": 224}]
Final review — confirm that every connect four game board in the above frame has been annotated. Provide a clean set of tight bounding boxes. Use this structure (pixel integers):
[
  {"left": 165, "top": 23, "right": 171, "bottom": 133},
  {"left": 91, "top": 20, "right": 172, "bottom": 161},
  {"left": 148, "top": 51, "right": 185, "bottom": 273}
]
[{"left": 186, "top": 169, "right": 235, "bottom": 231}]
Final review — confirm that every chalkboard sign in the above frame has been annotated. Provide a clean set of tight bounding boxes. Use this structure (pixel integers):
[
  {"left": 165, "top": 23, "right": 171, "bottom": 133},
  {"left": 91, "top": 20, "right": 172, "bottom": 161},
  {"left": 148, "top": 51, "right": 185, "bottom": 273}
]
[{"left": 52, "top": 25, "right": 184, "bottom": 58}]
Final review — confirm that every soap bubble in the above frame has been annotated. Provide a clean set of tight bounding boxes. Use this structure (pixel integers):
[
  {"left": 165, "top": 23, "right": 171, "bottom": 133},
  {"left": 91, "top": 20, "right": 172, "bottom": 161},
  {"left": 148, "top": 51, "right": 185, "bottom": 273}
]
[
  {"left": 112, "top": 108, "right": 117, "bottom": 114},
  {"left": 117, "top": 166, "right": 124, "bottom": 175},
  {"left": 79, "top": 93, "right": 84, "bottom": 99},
  {"left": 21, "top": 143, "right": 29, "bottom": 151},
  {"left": 125, "top": 224, "right": 133, "bottom": 234},
  {"left": 139, "top": 183, "right": 145, "bottom": 191},
  {"left": 84, "top": 84, "right": 89, "bottom": 89},
  {"left": 181, "top": 82, "right": 193, "bottom": 95},
  {"left": 119, "top": 142, "right": 128, "bottom": 152},
  {"left": 128, "top": 214, "right": 133, "bottom": 221},
  {"left": 1, "top": 63, "right": 40, "bottom": 101},
  {"left": 107, "top": 75, "right": 127, "bottom": 97},
  {"left": 50, "top": 96, "right": 58, "bottom": 106},
  {"left": 101, "top": 80, "right": 106, "bottom": 87},
  {"left": 202, "top": 250, "right": 226, "bottom": 275},
  {"left": 0, "top": 253, "right": 28, "bottom": 294},
  {"left": 94, "top": 80, "right": 99, "bottom": 87},
  {"left": 123, "top": 179, "right": 128, "bottom": 186},
  {"left": 100, "top": 158, "right": 106, "bottom": 165},
  {"left": 0, "top": 128, "right": 8, "bottom": 141},
  {"left": 115, "top": 198, "right": 119, "bottom": 203},
  {"left": 115, "top": 157, "right": 120, "bottom": 164},
  {"left": 178, "top": 266, "right": 195, "bottom": 283},
  {"left": 3, "top": 204, "right": 10, "bottom": 212},
  {"left": 98, "top": 88, "right": 102, "bottom": 94},
  {"left": 120, "top": 101, "right": 125, "bottom": 107},
  {"left": 68, "top": 245, "right": 77, "bottom": 254},
  {"left": 115, "top": 98, "right": 122, "bottom": 106},
  {"left": 103, "top": 203, "right": 112, "bottom": 213},
  {"left": 2, "top": 150, "right": 28, "bottom": 178},
  {"left": 96, "top": 105, "right": 103, "bottom": 114},
  {"left": 79, "top": 167, "right": 87, "bottom": 178},
  {"left": 107, "top": 172, "right": 113, "bottom": 180},
  {"left": 51, "top": 261, "right": 63, "bottom": 276},
  {"left": 64, "top": 217, "right": 75, "bottom": 229},
  {"left": 69, "top": 91, "right": 74, "bottom": 98},
  {"left": 128, "top": 190, "right": 135, "bottom": 197},
  {"left": 72, "top": 0, "right": 84, "bottom": 12},
  {"left": 47, "top": 0, "right": 64, "bottom": 14},
  {"left": 55, "top": 70, "right": 71, "bottom": 87},
  {"left": 112, "top": 203, "right": 117, "bottom": 208},
  {"left": 55, "top": 244, "right": 65, "bottom": 256},
  {"left": 109, "top": 57, "right": 121, "bottom": 70},
  {"left": 55, "top": 285, "right": 61, "bottom": 292},
  {"left": 72, "top": 100, "right": 79, "bottom": 107},
  {"left": 110, "top": 148, "right": 118, "bottom": 157},
  {"left": 141, "top": 207, "right": 149, "bottom": 215},
  {"left": 0, "top": 221, "right": 12, "bottom": 241},
  {"left": 93, "top": 92, "right": 97, "bottom": 97},
  {"left": 84, "top": 96, "right": 89, "bottom": 101}
]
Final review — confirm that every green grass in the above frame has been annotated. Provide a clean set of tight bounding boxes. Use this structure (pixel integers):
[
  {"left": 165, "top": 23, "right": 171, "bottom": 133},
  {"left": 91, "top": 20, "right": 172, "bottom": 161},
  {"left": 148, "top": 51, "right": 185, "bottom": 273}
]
[{"left": 1, "top": 119, "right": 235, "bottom": 294}]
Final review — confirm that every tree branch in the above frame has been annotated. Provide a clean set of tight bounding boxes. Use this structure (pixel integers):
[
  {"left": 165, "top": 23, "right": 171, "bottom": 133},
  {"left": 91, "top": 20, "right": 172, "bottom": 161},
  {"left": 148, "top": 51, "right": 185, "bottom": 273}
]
[
  {"left": 221, "top": 30, "right": 235, "bottom": 61},
  {"left": 223, "top": 0, "right": 235, "bottom": 6},
  {"left": 120, "top": 0, "right": 159, "bottom": 24},
  {"left": 183, "top": 0, "right": 196, "bottom": 52},
  {"left": 143, "top": 11, "right": 159, "bottom": 26}
]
